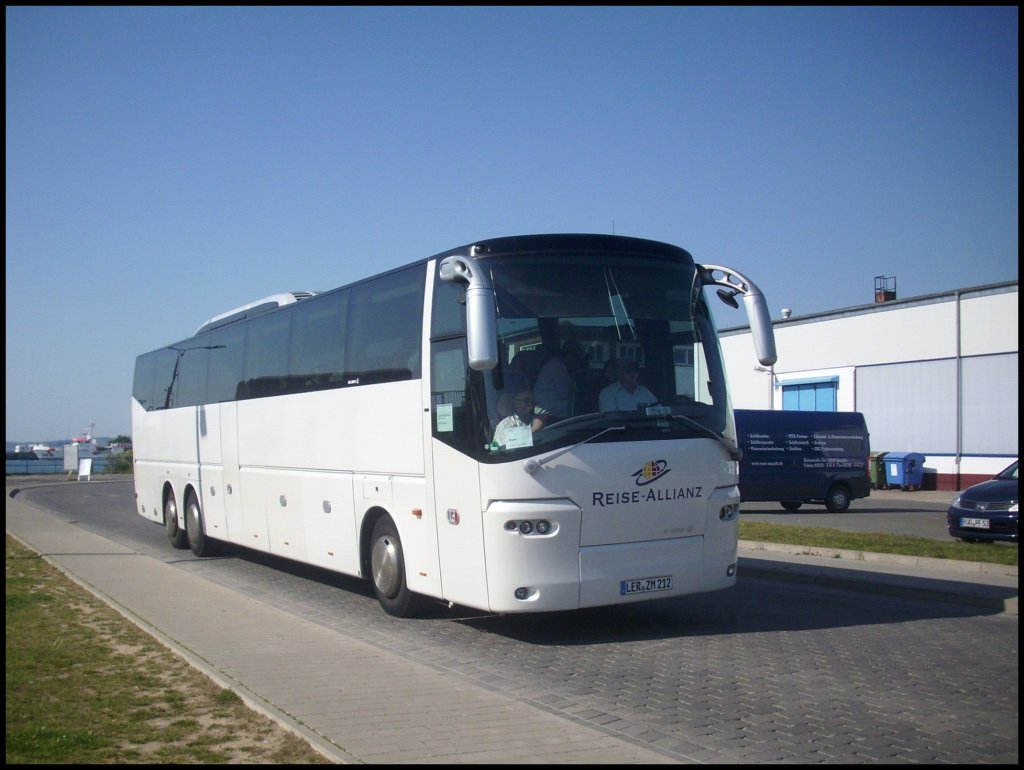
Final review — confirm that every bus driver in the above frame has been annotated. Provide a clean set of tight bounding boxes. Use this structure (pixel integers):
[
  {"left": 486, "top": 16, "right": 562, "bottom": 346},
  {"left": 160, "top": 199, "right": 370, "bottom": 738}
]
[{"left": 492, "top": 390, "right": 549, "bottom": 449}]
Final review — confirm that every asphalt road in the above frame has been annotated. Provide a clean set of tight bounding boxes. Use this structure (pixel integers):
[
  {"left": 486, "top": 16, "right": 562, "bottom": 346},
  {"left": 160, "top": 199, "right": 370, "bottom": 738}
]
[
  {"left": 740, "top": 487, "right": 957, "bottom": 540},
  {"left": 8, "top": 478, "right": 1017, "bottom": 764}
]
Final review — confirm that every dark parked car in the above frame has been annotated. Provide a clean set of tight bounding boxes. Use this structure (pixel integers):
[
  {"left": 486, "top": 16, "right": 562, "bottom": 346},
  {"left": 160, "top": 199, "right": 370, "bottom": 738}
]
[{"left": 946, "top": 460, "right": 1019, "bottom": 543}]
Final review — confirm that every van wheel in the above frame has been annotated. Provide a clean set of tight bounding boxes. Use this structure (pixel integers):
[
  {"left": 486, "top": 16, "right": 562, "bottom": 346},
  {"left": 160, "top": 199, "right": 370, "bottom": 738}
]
[
  {"left": 185, "top": 490, "right": 217, "bottom": 557},
  {"left": 165, "top": 491, "right": 188, "bottom": 549},
  {"left": 370, "top": 515, "right": 420, "bottom": 617},
  {"left": 780, "top": 501, "right": 802, "bottom": 512},
  {"left": 825, "top": 484, "right": 851, "bottom": 513}
]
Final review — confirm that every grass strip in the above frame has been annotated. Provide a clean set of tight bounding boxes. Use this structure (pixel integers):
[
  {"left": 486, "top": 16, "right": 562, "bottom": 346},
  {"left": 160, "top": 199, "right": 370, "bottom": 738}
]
[
  {"left": 739, "top": 521, "right": 1017, "bottom": 567},
  {"left": 5, "top": 534, "right": 329, "bottom": 764}
]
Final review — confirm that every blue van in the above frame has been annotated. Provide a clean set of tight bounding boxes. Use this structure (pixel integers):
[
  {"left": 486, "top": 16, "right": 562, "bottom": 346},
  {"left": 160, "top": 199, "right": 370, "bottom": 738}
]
[{"left": 734, "top": 409, "right": 871, "bottom": 512}]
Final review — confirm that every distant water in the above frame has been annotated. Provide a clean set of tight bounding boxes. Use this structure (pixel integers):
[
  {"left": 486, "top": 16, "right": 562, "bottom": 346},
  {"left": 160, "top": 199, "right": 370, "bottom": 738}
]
[
  {"left": 6, "top": 454, "right": 113, "bottom": 475},
  {"left": 6, "top": 437, "right": 114, "bottom": 452}
]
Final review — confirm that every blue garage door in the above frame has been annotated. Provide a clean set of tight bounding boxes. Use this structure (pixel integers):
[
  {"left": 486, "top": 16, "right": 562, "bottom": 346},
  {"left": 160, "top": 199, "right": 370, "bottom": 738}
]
[{"left": 781, "top": 378, "right": 837, "bottom": 411}]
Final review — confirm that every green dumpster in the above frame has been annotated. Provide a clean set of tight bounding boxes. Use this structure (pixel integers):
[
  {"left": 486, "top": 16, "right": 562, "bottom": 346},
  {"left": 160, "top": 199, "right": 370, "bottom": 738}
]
[{"left": 869, "top": 452, "right": 888, "bottom": 490}]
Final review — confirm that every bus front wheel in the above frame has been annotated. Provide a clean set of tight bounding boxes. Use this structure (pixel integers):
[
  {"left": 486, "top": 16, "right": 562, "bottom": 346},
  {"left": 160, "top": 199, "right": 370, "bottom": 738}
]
[
  {"left": 370, "top": 515, "right": 419, "bottom": 617},
  {"left": 165, "top": 491, "right": 188, "bottom": 549}
]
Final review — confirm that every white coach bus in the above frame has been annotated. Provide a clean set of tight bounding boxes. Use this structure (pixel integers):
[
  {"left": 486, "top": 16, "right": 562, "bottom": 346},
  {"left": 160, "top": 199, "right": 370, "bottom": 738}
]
[{"left": 132, "top": 234, "right": 776, "bottom": 616}]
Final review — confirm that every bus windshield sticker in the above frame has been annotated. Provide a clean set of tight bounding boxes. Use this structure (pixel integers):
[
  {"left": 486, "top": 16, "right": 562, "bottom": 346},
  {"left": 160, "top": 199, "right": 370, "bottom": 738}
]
[
  {"left": 504, "top": 425, "right": 533, "bottom": 449},
  {"left": 435, "top": 403, "right": 454, "bottom": 432}
]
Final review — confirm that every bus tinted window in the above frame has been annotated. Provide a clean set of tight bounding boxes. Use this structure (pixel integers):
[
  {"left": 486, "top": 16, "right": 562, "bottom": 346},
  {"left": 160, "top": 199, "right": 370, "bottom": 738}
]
[
  {"left": 288, "top": 289, "right": 349, "bottom": 391},
  {"left": 431, "top": 271, "right": 466, "bottom": 339},
  {"left": 242, "top": 310, "right": 292, "bottom": 399},
  {"left": 132, "top": 351, "right": 158, "bottom": 410},
  {"left": 153, "top": 348, "right": 179, "bottom": 410},
  {"left": 133, "top": 347, "right": 180, "bottom": 411},
  {"left": 346, "top": 266, "right": 424, "bottom": 384},
  {"left": 208, "top": 324, "right": 247, "bottom": 403},
  {"left": 175, "top": 335, "right": 212, "bottom": 408}
]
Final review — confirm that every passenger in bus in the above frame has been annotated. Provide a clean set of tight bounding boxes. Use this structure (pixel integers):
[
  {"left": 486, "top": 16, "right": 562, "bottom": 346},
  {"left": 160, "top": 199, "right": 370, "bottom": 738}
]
[
  {"left": 492, "top": 390, "right": 549, "bottom": 448},
  {"left": 533, "top": 339, "right": 587, "bottom": 422},
  {"left": 598, "top": 359, "right": 658, "bottom": 412},
  {"left": 602, "top": 357, "right": 620, "bottom": 386}
]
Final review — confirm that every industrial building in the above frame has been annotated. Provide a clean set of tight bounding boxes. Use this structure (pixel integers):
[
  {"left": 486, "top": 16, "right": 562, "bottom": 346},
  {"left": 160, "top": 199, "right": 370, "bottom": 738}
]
[{"left": 719, "top": 278, "right": 1018, "bottom": 491}]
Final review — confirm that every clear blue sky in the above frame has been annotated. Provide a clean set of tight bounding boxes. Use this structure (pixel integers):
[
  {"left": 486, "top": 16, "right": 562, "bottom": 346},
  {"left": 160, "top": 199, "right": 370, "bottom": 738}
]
[{"left": 6, "top": 6, "right": 1018, "bottom": 442}]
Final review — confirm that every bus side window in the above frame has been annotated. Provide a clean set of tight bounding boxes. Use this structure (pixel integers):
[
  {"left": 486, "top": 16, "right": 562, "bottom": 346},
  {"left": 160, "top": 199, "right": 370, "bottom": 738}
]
[
  {"left": 208, "top": 324, "right": 246, "bottom": 403},
  {"left": 348, "top": 266, "right": 425, "bottom": 385},
  {"left": 288, "top": 289, "right": 348, "bottom": 390},
  {"left": 430, "top": 339, "right": 474, "bottom": 452},
  {"left": 243, "top": 311, "right": 291, "bottom": 399},
  {"left": 175, "top": 335, "right": 212, "bottom": 408}
]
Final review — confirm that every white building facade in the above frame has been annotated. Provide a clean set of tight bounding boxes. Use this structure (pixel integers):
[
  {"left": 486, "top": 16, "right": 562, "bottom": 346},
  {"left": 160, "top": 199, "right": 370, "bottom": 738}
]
[{"left": 719, "top": 281, "right": 1018, "bottom": 491}]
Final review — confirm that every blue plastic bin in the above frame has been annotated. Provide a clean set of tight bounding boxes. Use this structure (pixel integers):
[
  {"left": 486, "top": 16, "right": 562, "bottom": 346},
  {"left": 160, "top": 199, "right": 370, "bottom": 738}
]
[{"left": 884, "top": 452, "right": 925, "bottom": 490}]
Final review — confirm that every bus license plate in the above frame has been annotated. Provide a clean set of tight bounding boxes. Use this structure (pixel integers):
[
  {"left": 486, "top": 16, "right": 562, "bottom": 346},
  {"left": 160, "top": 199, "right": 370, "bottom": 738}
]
[
  {"left": 620, "top": 576, "right": 672, "bottom": 595},
  {"left": 960, "top": 517, "right": 990, "bottom": 529}
]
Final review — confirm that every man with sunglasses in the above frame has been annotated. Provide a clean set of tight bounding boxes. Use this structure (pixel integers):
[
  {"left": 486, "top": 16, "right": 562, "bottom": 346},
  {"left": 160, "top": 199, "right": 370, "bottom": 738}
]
[{"left": 598, "top": 358, "right": 658, "bottom": 413}]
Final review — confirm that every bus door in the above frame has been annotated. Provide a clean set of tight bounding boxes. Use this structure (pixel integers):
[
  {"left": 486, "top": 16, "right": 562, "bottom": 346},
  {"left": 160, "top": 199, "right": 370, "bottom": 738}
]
[{"left": 427, "top": 337, "right": 491, "bottom": 611}]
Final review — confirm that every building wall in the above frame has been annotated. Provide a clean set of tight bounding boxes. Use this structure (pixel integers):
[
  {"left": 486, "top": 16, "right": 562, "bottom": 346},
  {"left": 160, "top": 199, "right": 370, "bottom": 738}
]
[{"left": 719, "top": 282, "right": 1018, "bottom": 491}]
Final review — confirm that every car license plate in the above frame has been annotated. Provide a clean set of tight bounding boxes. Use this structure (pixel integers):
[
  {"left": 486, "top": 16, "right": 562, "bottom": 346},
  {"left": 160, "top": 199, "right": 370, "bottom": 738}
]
[
  {"left": 960, "top": 517, "right": 990, "bottom": 529},
  {"left": 620, "top": 575, "right": 672, "bottom": 595}
]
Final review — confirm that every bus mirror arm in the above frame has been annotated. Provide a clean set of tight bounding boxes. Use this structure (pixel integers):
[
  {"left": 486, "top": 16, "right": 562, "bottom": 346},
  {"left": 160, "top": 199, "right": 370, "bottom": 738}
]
[
  {"left": 523, "top": 426, "right": 626, "bottom": 475},
  {"left": 439, "top": 254, "right": 499, "bottom": 370},
  {"left": 700, "top": 264, "right": 778, "bottom": 367}
]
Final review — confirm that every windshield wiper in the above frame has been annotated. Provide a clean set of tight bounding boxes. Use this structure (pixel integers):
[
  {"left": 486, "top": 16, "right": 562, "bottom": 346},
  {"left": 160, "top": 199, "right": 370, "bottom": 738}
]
[
  {"left": 523, "top": 425, "right": 625, "bottom": 475},
  {"left": 523, "top": 409, "right": 740, "bottom": 473},
  {"left": 612, "top": 405, "right": 741, "bottom": 461}
]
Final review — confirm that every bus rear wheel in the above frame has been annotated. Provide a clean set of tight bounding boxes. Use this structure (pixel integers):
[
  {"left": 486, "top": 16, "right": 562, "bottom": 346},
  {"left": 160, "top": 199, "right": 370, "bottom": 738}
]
[
  {"left": 165, "top": 491, "right": 188, "bottom": 549},
  {"left": 370, "top": 515, "right": 420, "bottom": 617},
  {"left": 185, "top": 491, "right": 217, "bottom": 557}
]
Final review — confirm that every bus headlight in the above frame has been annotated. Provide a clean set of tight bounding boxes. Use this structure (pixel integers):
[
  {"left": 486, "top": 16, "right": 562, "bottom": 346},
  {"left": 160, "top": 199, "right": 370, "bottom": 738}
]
[{"left": 505, "top": 519, "right": 553, "bottom": 535}]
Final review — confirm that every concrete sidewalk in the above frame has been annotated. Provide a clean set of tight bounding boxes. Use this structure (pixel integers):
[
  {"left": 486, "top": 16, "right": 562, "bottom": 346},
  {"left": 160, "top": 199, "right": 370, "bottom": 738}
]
[
  {"left": 6, "top": 483, "right": 1018, "bottom": 764},
  {"left": 6, "top": 489, "right": 681, "bottom": 764}
]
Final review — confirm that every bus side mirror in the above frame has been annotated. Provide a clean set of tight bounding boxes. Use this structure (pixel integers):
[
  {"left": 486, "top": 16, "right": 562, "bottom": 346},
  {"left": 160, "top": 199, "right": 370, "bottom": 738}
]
[
  {"left": 439, "top": 255, "right": 499, "bottom": 370},
  {"left": 744, "top": 289, "right": 777, "bottom": 367},
  {"left": 701, "top": 264, "right": 778, "bottom": 367}
]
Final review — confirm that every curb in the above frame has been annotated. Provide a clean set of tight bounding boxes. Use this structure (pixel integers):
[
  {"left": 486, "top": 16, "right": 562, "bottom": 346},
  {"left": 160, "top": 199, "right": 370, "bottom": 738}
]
[
  {"left": 738, "top": 539, "right": 1018, "bottom": 577},
  {"left": 738, "top": 542, "right": 1018, "bottom": 616}
]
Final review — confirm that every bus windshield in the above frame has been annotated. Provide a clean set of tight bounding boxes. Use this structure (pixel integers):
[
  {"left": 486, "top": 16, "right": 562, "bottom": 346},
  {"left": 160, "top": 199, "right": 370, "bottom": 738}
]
[{"left": 431, "top": 251, "right": 733, "bottom": 462}]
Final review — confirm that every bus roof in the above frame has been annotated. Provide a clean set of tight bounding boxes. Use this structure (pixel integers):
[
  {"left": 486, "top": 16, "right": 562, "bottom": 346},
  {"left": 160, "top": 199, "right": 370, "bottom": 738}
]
[{"left": 194, "top": 291, "right": 317, "bottom": 335}]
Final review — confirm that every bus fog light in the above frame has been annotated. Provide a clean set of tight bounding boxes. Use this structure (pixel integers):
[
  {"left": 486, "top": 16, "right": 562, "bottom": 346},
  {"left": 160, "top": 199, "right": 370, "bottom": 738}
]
[
  {"left": 515, "top": 587, "right": 529, "bottom": 600},
  {"left": 727, "top": 564, "right": 736, "bottom": 577},
  {"left": 719, "top": 504, "right": 739, "bottom": 522},
  {"left": 518, "top": 520, "right": 533, "bottom": 535},
  {"left": 535, "top": 519, "right": 551, "bottom": 534}
]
